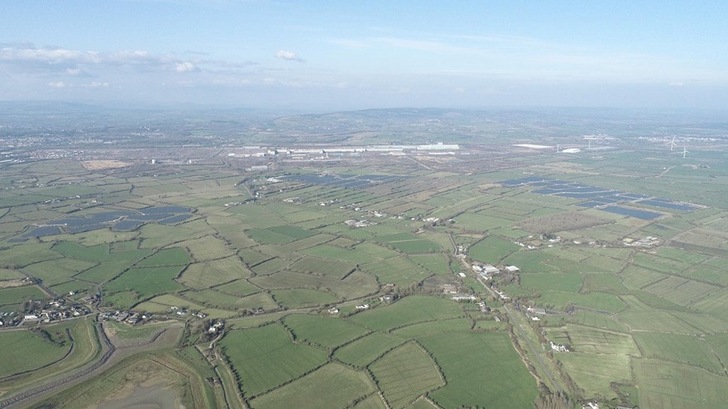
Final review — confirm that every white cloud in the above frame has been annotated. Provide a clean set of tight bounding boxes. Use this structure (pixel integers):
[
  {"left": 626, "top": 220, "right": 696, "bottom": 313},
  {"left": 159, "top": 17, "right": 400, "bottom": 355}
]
[
  {"left": 86, "top": 81, "right": 110, "bottom": 88},
  {"left": 48, "top": 81, "right": 69, "bottom": 88},
  {"left": 175, "top": 62, "right": 197, "bottom": 72},
  {"left": 275, "top": 50, "right": 304, "bottom": 62}
]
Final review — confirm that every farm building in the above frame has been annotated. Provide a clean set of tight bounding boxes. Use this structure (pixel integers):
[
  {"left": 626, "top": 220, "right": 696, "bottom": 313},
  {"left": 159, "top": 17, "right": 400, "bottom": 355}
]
[
  {"left": 505, "top": 265, "right": 520, "bottom": 273},
  {"left": 527, "top": 307, "right": 546, "bottom": 315},
  {"left": 451, "top": 294, "right": 477, "bottom": 301},
  {"left": 484, "top": 265, "right": 500, "bottom": 274}
]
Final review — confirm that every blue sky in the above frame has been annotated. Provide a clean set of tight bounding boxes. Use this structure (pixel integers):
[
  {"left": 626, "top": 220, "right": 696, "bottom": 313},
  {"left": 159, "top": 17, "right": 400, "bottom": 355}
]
[{"left": 2, "top": 0, "right": 727, "bottom": 111}]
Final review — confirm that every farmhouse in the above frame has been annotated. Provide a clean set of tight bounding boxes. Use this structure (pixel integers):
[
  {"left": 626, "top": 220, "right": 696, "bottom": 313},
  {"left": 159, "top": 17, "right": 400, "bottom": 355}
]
[
  {"left": 505, "top": 265, "right": 520, "bottom": 273},
  {"left": 355, "top": 304, "right": 370, "bottom": 310},
  {"left": 207, "top": 320, "right": 225, "bottom": 334},
  {"left": 550, "top": 341, "right": 569, "bottom": 352},
  {"left": 441, "top": 284, "right": 458, "bottom": 294}
]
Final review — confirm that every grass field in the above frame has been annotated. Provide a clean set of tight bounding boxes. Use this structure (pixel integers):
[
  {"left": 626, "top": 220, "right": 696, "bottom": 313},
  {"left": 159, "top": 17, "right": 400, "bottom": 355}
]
[
  {"left": 410, "top": 254, "right": 451, "bottom": 275},
  {"left": 334, "top": 332, "right": 404, "bottom": 366},
  {"left": 22, "top": 258, "right": 97, "bottom": 286},
  {"left": 0, "top": 268, "right": 25, "bottom": 280},
  {"left": 104, "top": 266, "right": 185, "bottom": 302},
  {"left": 178, "top": 256, "right": 250, "bottom": 289},
  {"left": 249, "top": 363, "right": 375, "bottom": 409},
  {"left": 634, "top": 358, "right": 728, "bottom": 409},
  {"left": 468, "top": 236, "right": 520, "bottom": 263},
  {"left": 350, "top": 296, "right": 463, "bottom": 332},
  {"left": 136, "top": 247, "right": 190, "bottom": 267},
  {"left": 270, "top": 288, "right": 338, "bottom": 309},
  {"left": 556, "top": 353, "right": 632, "bottom": 400},
  {"left": 213, "top": 278, "right": 261, "bottom": 297},
  {"left": 361, "top": 256, "right": 429, "bottom": 287},
  {"left": 220, "top": 324, "right": 328, "bottom": 397},
  {"left": 0, "top": 285, "right": 49, "bottom": 306},
  {"left": 352, "top": 393, "right": 388, "bottom": 409},
  {"left": 177, "top": 234, "right": 235, "bottom": 261},
  {"left": 385, "top": 239, "right": 442, "bottom": 254},
  {"left": 0, "top": 242, "right": 62, "bottom": 268},
  {"left": 521, "top": 272, "right": 582, "bottom": 293},
  {"left": 536, "top": 291, "right": 627, "bottom": 312},
  {"left": 633, "top": 332, "right": 724, "bottom": 373},
  {"left": 0, "top": 319, "right": 101, "bottom": 396},
  {"left": 249, "top": 257, "right": 290, "bottom": 275},
  {"left": 369, "top": 342, "right": 444, "bottom": 408},
  {"left": 549, "top": 324, "right": 640, "bottom": 355},
  {"left": 419, "top": 331, "right": 538, "bottom": 409},
  {"left": 283, "top": 314, "right": 369, "bottom": 348},
  {"left": 53, "top": 241, "right": 110, "bottom": 261},
  {"left": 0, "top": 329, "right": 72, "bottom": 378},
  {"left": 391, "top": 318, "right": 473, "bottom": 339},
  {"left": 289, "top": 256, "right": 356, "bottom": 278}
]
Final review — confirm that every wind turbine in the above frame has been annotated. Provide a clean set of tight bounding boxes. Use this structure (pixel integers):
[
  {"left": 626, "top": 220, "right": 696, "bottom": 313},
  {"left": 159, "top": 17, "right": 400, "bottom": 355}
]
[
  {"left": 670, "top": 136, "right": 677, "bottom": 151},
  {"left": 682, "top": 146, "right": 688, "bottom": 158}
]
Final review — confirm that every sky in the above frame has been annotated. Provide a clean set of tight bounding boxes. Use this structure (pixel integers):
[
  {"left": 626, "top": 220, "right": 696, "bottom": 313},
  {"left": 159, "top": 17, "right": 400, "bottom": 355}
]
[{"left": 2, "top": 0, "right": 728, "bottom": 111}]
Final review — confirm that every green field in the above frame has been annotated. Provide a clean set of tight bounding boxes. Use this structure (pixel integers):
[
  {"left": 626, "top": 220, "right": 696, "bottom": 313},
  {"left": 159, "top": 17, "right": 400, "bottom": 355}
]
[
  {"left": 468, "top": 236, "right": 520, "bottom": 263},
  {"left": 548, "top": 324, "right": 639, "bottom": 355},
  {"left": 179, "top": 257, "right": 251, "bottom": 289},
  {"left": 521, "top": 272, "right": 583, "bottom": 293},
  {"left": 136, "top": 247, "right": 190, "bottom": 267},
  {"left": 334, "top": 332, "right": 406, "bottom": 368},
  {"left": 22, "top": 258, "right": 97, "bottom": 286},
  {"left": 369, "top": 342, "right": 444, "bottom": 408},
  {"left": 419, "top": 332, "right": 538, "bottom": 409},
  {"left": 633, "top": 332, "right": 724, "bottom": 373},
  {"left": 249, "top": 363, "right": 375, "bottom": 409},
  {"left": 350, "top": 296, "right": 463, "bottom": 332},
  {"left": 270, "top": 288, "right": 338, "bottom": 309},
  {"left": 392, "top": 318, "right": 473, "bottom": 339},
  {"left": 556, "top": 353, "right": 632, "bottom": 399},
  {"left": 634, "top": 359, "right": 728, "bottom": 409},
  {"left": 283, "top": 314, "right": 369, "bottom": 348},
  {"left": 289, "top": 256, "right": 356, "bottom": 278},
  {"left": 0, "top": 329, "right": 72, "bottom": 378},
  {"left": 104, "top": 266, "right": 186, "bottom": 303},
  {"left": 0, "top": 285, "right": 49, "bottom": 306},
  {"left": 220, "top": 324, "right": 328, "bottom": 397}
]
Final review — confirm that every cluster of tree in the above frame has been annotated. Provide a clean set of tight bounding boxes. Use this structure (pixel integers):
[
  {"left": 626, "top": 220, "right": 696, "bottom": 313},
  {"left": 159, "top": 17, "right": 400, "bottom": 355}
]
[
  {"left": 553, "top": 360, "right": 585, "bottom": 397},
  {"left": 31, "top": 327, "right": 69, "bottom": 347},
  {"left": 532, "top": 391, "right": 575, "bottom": 409}
]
